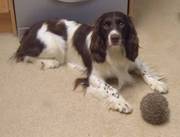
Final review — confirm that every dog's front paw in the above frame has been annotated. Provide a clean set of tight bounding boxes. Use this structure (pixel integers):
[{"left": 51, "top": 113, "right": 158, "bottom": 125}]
[
  {"left": 118, "top": 99, "right": 133, "bottom": 114},
  {"left": 150, "top": 80, "right": 168, "bottom": 94},
  {"left": 109, "top": 96, "right": 133, "bottom": 114}
]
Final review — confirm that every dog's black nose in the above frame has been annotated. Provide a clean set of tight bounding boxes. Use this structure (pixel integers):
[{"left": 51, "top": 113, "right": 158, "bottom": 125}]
[{"left": 111, "top": 34, "right": 120, "bottom": 43}]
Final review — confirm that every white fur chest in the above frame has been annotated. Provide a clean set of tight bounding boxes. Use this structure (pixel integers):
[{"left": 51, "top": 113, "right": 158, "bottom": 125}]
[
  {"left": 92, "top": 46, "right": 131, "bottom": 79},
  {"left": 107, "top": 46, "right": 130, "bottom": 70}
]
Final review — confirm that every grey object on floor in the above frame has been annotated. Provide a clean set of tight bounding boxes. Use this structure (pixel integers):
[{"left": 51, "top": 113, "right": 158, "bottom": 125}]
[
  {"left": 140, "top": 92, "right": 169, "bottom": 125},
  {"left": 14, "top": 0, "right": 128, "bottom": 36},
  {"left": 57, "top": 0, "right": 90, "bottom": 2}
]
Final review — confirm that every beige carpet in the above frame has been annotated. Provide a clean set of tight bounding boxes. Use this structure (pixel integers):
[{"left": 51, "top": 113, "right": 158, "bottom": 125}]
[{"left": 0, "top": 0, "right": 180, "bottom": 136}]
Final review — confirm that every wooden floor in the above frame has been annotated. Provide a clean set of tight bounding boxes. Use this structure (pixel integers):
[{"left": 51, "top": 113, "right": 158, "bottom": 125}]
[{"left": 0, "top": 12, "right": 12, "bottom": 33}]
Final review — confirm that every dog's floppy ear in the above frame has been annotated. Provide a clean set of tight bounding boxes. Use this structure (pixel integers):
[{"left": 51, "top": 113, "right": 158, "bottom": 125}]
[
  {"left": 124, "top": 16, "right": 139, "bottom": 62},
  {"left": 90, "top": 16, "right": 106, "bottom": 63}
]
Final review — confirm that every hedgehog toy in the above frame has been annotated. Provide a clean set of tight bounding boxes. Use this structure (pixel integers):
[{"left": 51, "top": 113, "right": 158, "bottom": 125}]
[{"left": 140, "top": 91, "right": 170, "bottom": 125}]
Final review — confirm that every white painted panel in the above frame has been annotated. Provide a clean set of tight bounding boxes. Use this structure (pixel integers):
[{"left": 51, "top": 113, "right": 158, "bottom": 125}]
[{"left": 14, "top": 0, "right": 128, "bottom": 34}]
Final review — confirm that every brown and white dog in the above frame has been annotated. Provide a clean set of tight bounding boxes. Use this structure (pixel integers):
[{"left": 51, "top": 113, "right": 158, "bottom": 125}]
[{"left": 14, "top": 11, "right": 168, "bottom": 113}]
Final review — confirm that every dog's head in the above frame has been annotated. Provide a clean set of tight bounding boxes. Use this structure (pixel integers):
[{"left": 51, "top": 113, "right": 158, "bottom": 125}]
[{"left": 90, "top": 11, "right": 139, "bottom": 62}]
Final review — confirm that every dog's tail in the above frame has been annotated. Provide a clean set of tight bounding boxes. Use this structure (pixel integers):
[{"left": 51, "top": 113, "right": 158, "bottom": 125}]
[
  {"left": 13, "top": 44, "right": 26, "bottom": 62},
  {"left": 10, "top": 29, "right": 30, "bottom": 62},
  {"left": 10, "top": 46, "right": 25, "bottom": 63}
]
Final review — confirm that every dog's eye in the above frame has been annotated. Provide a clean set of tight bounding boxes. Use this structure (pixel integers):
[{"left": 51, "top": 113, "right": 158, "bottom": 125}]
[
  {"left": 103, "top": 21, "right": 112, "bottom": 29},
  {"left": 116, "top": 20, "right": 124, "bottom": 27}
]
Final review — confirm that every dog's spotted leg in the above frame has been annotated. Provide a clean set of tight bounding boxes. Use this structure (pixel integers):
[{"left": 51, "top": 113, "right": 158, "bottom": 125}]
[
  {"left": 134, "top": 58, "right": 168, "bottom": 94},
  {"left": 87, "top": 75, "right": 133, "bottom": 113}
]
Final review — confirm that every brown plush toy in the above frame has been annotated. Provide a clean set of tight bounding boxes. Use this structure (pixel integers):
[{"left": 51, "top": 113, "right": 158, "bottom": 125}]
[{"left": 140, "top": 92, "right": 169, "bottom": 125}]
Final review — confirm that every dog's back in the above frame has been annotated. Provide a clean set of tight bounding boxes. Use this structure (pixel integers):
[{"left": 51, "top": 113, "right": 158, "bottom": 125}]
[{"left": 14, "top": 19, "right": 79, "bottom": 63}]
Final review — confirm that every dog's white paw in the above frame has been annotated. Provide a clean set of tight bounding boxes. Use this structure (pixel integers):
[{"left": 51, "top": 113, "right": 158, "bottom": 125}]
[
  {"left": 109, "top": 96, "right": 133, "bottom": 114},
  {"left": 117, "top": 100, "right": 133, "bottom": 113},
  {"left": 150, "top": 80, "right": 168, "bottom": 94},
  {"left": 144, "top": 74, "right": 168, "bottom": 94},
  {"left": 40, "top": 60, "right": 60, "bottom": 70}
]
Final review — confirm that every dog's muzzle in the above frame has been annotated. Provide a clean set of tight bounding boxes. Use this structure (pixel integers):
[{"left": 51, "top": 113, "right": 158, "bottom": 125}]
[
  {"left": 108, "top": 30, "right": 121, "bottom": 46},
  {"left": 110, "top": 33, "right": 120, "bottom": 44}
]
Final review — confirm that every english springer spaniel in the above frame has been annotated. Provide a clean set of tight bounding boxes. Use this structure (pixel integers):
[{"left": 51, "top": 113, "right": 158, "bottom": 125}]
[{"left": 14, "top": 11, "right": 168, "bottom": 114}]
